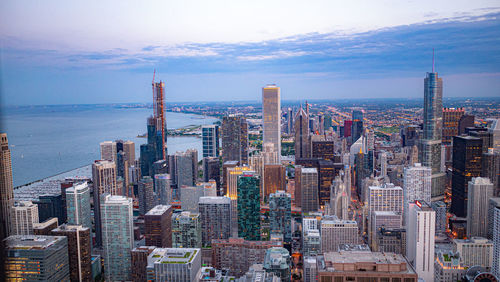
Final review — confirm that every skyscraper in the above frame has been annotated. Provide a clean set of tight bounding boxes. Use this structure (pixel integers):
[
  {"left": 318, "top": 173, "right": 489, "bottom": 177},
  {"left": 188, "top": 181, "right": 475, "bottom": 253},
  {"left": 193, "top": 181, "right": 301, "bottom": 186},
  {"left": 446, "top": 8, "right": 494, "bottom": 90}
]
[
  {"left": 198, "top": 196, "right": 231, "bottom": 247},
  {"left": 403, "top": 163, "right": 431, "bottom": 221},
  {"left": 262, "top": 84, "right": 281, "bottom": 162},
  {"left": 237, "top": 172, "right": 261, "bottom": 241},
  {"left": 65, "top": 182, "right": 92, "bottom": 229},
  {"left": 92, "top": 160, "right": 117, "bottom": 247},
  {"left": 202, "top": 124, "right": 220, "bottom": 158},
  {"left": 144, "top": 205, "right": 172, "bottom": 248},
  {"left": 100, "top": 194, "right": 134, "bottom": 281},
  {"left": 138, "top": 176, "right": 156, "bottom": 215},
  {"left": 10, "top": 201, "right": 38, "bottom": 235},
  {"left": 0, "top": 133, "right": 14, "bottom": 238},
  {"left": 419, "top": 62, "right": 446, "bottom": 198},
  {"left": 482, "top": 148, "right": 500, "bottom": 197},
  {"left": 297, "top": 167, "right": 319, "bottom": 213},
  {"left": 152, "top": 78, "right": 167, "bottom": 160},
  {"left": 123, "top": 140, "right": 136, "bottom": 164},
  {"left": 269, "top": 190, "right": 292, "bottom": 243},
  {"left": 351, "top": 109, "right": 364, "bottom": 143},
  {"left": 203, "top": 156, "right": 221, "bottom": 189},
  {"left": 492, "top": 201, "right": 500, "bottom": 277},
  {"left": 263, "top": 164, "right": 286, "bottom": 201},
  {"left": 320, "top": 217, "right": 359, "bottom": 252},
  {"left": 154, "top": 173, "right": 172, "bottom": 205},
  {"left": 467, "top": 177, "right": 494, "bottom": 238},
  {"left": 263, "top": 247, "right": 291, "bottom": 281},
  {"left": 100, "top": 141, "right": 117, "bottom": 162},
  {"left": 442, "top": 107, "right": 465, "bottom": 144},
  {"left": 222, "top": 116, "right": 249, "bottom": 165},
  {"left": 146, "top": 248, "right": 201, "bottom": 282},
  {"left": 294, "top": 106, "right": 311, "bottom": 159},
  {"left": 226, "top": 166, "right": 253, "bottom": 236},
  {"left": 172, "top": 211, "right": 202, "bottom": 248}
]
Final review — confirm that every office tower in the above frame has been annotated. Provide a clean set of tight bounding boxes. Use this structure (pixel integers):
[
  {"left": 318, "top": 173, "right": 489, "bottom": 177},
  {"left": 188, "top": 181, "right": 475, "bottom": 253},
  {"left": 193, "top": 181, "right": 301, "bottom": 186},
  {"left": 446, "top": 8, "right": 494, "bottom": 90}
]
[
  {"left": 482, "top": 148, "right": 500, "bottom": 196},
  {"left": 321, "top": 217, "right": 359, "bottom": 252},
  {"left": 285, "top": 107, "right": 294, "bottom": 135},
  {"left": 211, "top": 238, "right": 282, "bottom": 278},
  {"left": 269, "top": 191, "right": 292, "bottom": 243},
  {"left": 202, "top": 125, "right": 220, "bottom": 158},
  {"left": 262, "top": 85, "right": 281, "bottom": 162},
  {"left": 376, "top": 228, "right": 406, "bottom": 255},
  {"left": 442, "top": 107, "right": 465, "bottom": 144},
  {"left": 263, "top": 247, "right": 291, "bottom": 281},
  {"left": 154, "top": 173, "right": 171, "bottom": 205},
  {"left": 10, "top": 201, "right": 38, "bottom": 235},
  {"left": 317, "top": 250, "right": 418, "bottom": 281},
  {"left": 435, "top": 250, "right": 467, "bottom": 281},
  {"left": 401, "top": 125, "right": 420, "bottom": 147},
  {"left": 100, "top": 141, "right": 117, "bottom": 162},
  {"left": 380, "top": 151, "right": 388, "bottom": 177},
  {"left": 33, "top": 218, "right": 58, "bottom": 235},
  {"left": 180, "top": 185, "right": 204, "bottom": 212},
  {"left": 406, "top": 200, "right": 435, "bottom": 282},
  {"left": 303, "top": 228, "right": 321, "bottom": 256},
  {"left": 172, "top": 211, "right": 202, "bottom": 248},
  {"left": 419, "top": 64, "right": 446, "bottom": 198},
  {"left": 458, "top": 114, "right": 475, "bottom": 135},
  {"left": 35, "top": 194, "right": 65, "bottom": 223},
  {"left": 92, "top": 159, "right": 117, "bottom": 246},
  {"left": 4, "top": 235, "right": 70, "bottom": 281},
  {"left": 467, "top": 177, "right": 494, "bottom": 238},
  {"left": 311, "top": 135, "right": 335, "bottom": 161},
  {"left": 138, "top": 176, "right": 156, "bottom": 215},
  {"left": 489, "top": 198, "right": 500, "bottom": 240},
  {"left": 453, "top": 237, "right": 494, "bottom": 269},
  {"left": 187, "top": 148, "right": 198, "bottom": 184},
  {"left": 131, "top": 246, "right": 156, "bottom": 282},
  {"left": 403, "top": 163, "right": 431, "bottom": 221},
  {"left": 294, "top": 105, "right": 311, "bottom": 159},
  {"left": 116, "top": 151, "right": 129, "bottom": 193},
  {"left": 146, "top": 248, "right": 201, "bottom": 282},
  {"left": 172, "top": 149, "right": 197, "bottom": 188},
  {"left": 237, "top": 172, "right": 261, "bottom": 241},
  {"left": 140, "top": 143, "right": 155, "bottom": 177},
  {"left": 0, "top": 133, "right": 14, "bottom": 239},
  {"left": 65, "top": 182, "right": 92, "bottom": 229},
  {"left": 100, "top": 194, "right": 134, "bottom": 281},
  {"left": 222, "top": 116, "right": 249, "bottom": 164},
  {"left": 351, "top": 109, "right": 364, "bottom": 143},
  {"left": 144, "top": 205, "right": 172, "bottom": 248},
  {"left": 432, "top": 201, "right": 447, "bottom": 234},
  {"left": 226, "top": 165, "right": 252, "bottom": 235},
  {"left": 198, "top": 196, "right": 231, "bottom": 247},
  {"left": 296, "top": 167, "right": 319, "bottom": 212},
  {"left": 492, "top": 202, "right": 500, "bottom": 277},
  {"left": 370, "top": 211, "right": 402, "bottom": 250},
  {"left": 486, "top": 118, "right": 500, "bottom": 150},
  {"left": 304, "top": 257, "right": 317, "bottom": 282},
  {"left": 263, "top": 164, "right": 286, "bottom": 201},
  {"left": 451, "top": 135, "right": 483, "bottom": 217},
  {"left": 123, "top": 140, "right": 135, "bottom": 163},
  {"left": 51, "top": 224, "right": 92, "bottom": 282},
  {"left": 368, "top": 183, "right": 403, "bottom": 223},
  {"left": 153, "top": 158, "right": 168, "bottom": 176},
  {"left": 262, "top": 142, "right": 279, "bottom": 164},
  {"left": 203, "top": 157, "right": 220, "bottom": 189},
  {"left": 152, "top": 78, "right": 167, "bottom": 160},
  {"left": 330, "top": 174, "right": 348, "bottom": 220}
]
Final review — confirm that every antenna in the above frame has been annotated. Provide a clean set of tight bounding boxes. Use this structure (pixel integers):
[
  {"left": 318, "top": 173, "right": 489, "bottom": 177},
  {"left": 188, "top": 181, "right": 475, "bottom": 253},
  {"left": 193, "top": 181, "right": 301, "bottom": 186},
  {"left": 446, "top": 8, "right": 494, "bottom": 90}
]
[{"left": 432, "top": 48, "right": 435, "bottom": 73}]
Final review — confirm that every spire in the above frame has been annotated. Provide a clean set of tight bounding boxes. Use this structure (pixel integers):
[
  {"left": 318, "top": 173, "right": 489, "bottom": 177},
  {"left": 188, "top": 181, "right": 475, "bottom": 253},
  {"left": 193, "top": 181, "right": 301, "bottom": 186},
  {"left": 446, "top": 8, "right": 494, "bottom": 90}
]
[{"left": 432, "top": 48, "right": 435, "bottom": 73}]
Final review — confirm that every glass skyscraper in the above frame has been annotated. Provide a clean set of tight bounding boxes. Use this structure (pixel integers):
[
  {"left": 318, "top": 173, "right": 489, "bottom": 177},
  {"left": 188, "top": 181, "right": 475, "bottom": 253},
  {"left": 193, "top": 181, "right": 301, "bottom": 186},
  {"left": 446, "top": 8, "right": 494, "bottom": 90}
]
[
  {"left": 66, "top": 182, "right": 92, "bottom": 229},
  {"left": 202, "top": 125, "right": 220, "bottom": 158},
  {"left": 262, "top": 85, "right": 281, "bottom": 162},
  {"left": 237, "top": 173, "right": 261, "bottom": 241}
]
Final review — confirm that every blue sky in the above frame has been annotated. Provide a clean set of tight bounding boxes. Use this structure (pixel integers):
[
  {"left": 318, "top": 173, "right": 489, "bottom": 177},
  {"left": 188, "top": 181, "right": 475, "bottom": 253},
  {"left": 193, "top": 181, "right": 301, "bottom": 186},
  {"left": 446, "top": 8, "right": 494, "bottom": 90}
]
[{"left": 1, "top": 1, "right": 500, "bottom": 105}]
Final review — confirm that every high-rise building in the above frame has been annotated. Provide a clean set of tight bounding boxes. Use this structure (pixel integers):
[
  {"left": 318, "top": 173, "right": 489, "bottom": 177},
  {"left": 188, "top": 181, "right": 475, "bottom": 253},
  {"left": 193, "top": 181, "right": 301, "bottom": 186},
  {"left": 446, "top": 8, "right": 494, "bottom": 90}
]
[
  {"left": 351, "top": 109, "right": 364, "bottom": 143},
  {"left": 435, "top": 250, "right": 467, "bottom": 282},
  {"left": 173, "top": 150, "right": 196, "bottom": 188},
  {"left": 376, "top": 228, "right": 406, "bottom": 255},
  {"left": 368, "top": 183, "right": 403, "bottom": 225},
  {"left": 269, "top": 190, "right": 292, "bottom": 243},
  {"left": 491, "top": 199, "right": 500, "bottom": 277},
  {"left": 51, "top": 224, "right": 92, "bottom": 282},
  {"left": 311, "top": 135, "right": 335, "bottom": 161},
  {"left": 442, "top": 107, "right": 465, "bottom": 144},
  {"left": 432, "top": 201, "right": 447, "bottom": 234},
  {"left": 154, "top": 173, "right": 172, "bottom": 205},
  {"left": 100, "top": 141, "right": 117, "bottom": 162},
  {"left": 262, "top": 85, "right": 281, "bottom": 162},
  {"left": 237, "top": 172, "right": 261, "bottom": 241},
  {"left": 330, "top": 174, "right": 349, "bottom": 220},
  {"left": 296, "top": 167, "right": 319, "bottom": 212},
  {"left": 145, "top": 205, "right": 172, "bottom": 248},
  {"left": 296, "top": 158, "right": 339, "bottom": 207},
  {"left": 92, "top": 159, "right": 117, "bottom": 247},
  {"left": 146, "top": 248, "right": 201, "bottom": 282},
  {"left": 202, "top": 125, "right": 220, "bottom": 158},
  {"left": 467, "top": 177, "right": 494, "bottom": 238},
  {"left": 33, "top": 217, "right": 58, "bottom": 235},
  {"left": 303, "top": 229, "right": 321, "bottom": 257},
  {"left": 451, "top": 135, "right": 483, "bottom": 217},
  {"left": 203, "top": 157, "right": 221, "bottom": 189},
  {"left": 198, "top": 196, "right": 231, "bottom": 247},
  {"left": 131, "top": 246, "right": 156, "bottom": 282},
  {"left": 4, "top": 235, "right": 70, "bottom": 281},
  {"left": 489, "top": 198, "right": 500, "bottom": 240},
  {"left": 370, "top": 211, "right": 402, "bottom": 250},
  {"left": 419, "top": 66, "right": 446, "bottom": 198},
  {"left": 226, "top": 165, "right": 253, "bottom": 236},
  {"left": 406, "top": 200, "right": 435, "bottom": 282},
  {"left": 403, "top": 163, "right": 431, "bottom": 222},
  {"left": 100, "top": 194, "right": 134, "bottom": 281},
  {"left": 152, "top": 79, "right": 167, "bottom": 160},
  {"left": 320, "top": 217, "right": 359, "bottom": 252},
  {"left": 138, "top": 176, "right": 156, "bottom": 215},
  {"left": 172, "top": 211, "right": 202, "bottom": 248},
  {"left": 10, "top": 201, "right": 38, "bottom": 235},
  {"left": 294, "top": 106, "right": 311, "bottom": 159},
  {"left": 453, "top": 237, "right": 494, "bottom": 269},
  {"left": 65, "top": 182, "right": 92, "bottom": 229},
  {"left": 34, "top": 194, "right": 64, "bottom": 224},
  {"left": 304, "top": 257, "right": 317, "bottom": 282},
  {"left": 263, "top": 247, "right": 291, "bottom": 281},
  {"left": 262, "top": 142, "right": 279, "bottom": 164},
  {"left": 482, "top": 148, "right": 500, "bottom": 197},
  {"left": 222, "top": 116, "right": 248, "bottom": 165},
  {"left": 0, "top": 133, "right": 14, "bottom": 239},
  {"left": 123, "top": 140, "right": 135, "bottom": 164},
  {"left": 263, "top": 164, "right": 286, "bottom": 201}
]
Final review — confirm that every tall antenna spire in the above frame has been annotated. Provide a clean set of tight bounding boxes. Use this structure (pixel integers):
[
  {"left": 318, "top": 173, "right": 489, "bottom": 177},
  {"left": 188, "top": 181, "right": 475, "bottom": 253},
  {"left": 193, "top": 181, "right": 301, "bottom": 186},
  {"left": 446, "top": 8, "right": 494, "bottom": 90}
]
[{"left": 432, "top": 48, "right": 435, "bottom": 73}]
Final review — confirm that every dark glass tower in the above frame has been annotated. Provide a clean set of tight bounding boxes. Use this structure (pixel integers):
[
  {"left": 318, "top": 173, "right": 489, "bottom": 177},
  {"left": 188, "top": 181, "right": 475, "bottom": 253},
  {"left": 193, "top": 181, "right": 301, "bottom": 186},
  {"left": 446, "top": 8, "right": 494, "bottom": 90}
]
[{"left": 237, "top": 173, "right": 261, "bottom": 241}]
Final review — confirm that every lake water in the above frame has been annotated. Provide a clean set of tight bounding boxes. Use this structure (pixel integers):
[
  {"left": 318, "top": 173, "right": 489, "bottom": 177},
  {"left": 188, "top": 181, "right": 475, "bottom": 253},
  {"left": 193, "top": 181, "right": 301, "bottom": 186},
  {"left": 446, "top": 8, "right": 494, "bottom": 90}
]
[{"left": 1, "top": 104, "right": 218, "bottom": 187}]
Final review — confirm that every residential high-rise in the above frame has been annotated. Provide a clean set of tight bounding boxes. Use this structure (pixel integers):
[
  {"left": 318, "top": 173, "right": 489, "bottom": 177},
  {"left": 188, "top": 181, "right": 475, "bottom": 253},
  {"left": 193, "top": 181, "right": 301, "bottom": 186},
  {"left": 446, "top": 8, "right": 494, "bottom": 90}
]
[
  {"left": 65, "top": 182, "right": 92, "bottom": 229},
  {"left": 100, "top": 141, "right": 117, "bottom": 162},
  {"left": 154, "top": 173, "right": 171, "bottom": 205},
  {"left": 51, "top": 224, "right": 92, "bottom": 282},
  {"left": 403, "top": 163, "right": 431, "bottom": 221},
  {"left": 370, "top": 211, "right": 402, "bottom": 250},
  {"left": 269, "top": 191, "right": 292, "bottom": 243},
  {"left": 202, "top": 125, "right": 220, "bottom": 158},
  {"left": 376, "top": 228, "right": 406, "bottom": 255},
  {"left": 262, "top": 84, "right": 281, "bottom": 162},
  {"left": 237, "top": 172, "right": 261, "bottom": 241},
  {"left": 146, "top": 248, "right": 201, "bottom": 282},
  {"left": 10, "top": 201, "right": 38, "bottom": 235},
  {"left": 489, "top": 198, "right": 500, "bottom": 240},
  {"left": 263, "top": 164, "right": 286, "bottom": 201},
  {"left": 442, "top": 107, "right": 465, "bottom": 144},
  {"left": 34, "top": 194, "right": 65, "bottom": 224},
  {"left": 123, "top": 140, "right": 135, "bottom": 164},
  {"left": 138, "top": 176, "right": 156, "bottom": 215},
  {"left": 492, "top": 201, "right": 500, "bottom": 277},
  {"left": 294, "top": 106, "right": 311, "bottom": 159},
  {"left": 419, "top": 65, "right": 446, "bottom": 198},
  {"left": 145, "top": 205, "right": 172, "bottom": 248},
  {"left": 453, "top": 237, "right": 494, "bottom": 269},
  {"left": 432, "top": 201, "right": 447, "bottom": 234},
  {"left": 92, "top": 159, "right": 117, "bottom": 247},
  {"left": 435, "top": 250, "right": 467, "bottom": 281},
  {"left": 203, "top": 157, "right": 221, "bottom": 189},
  {"left": 368, "top": 183, "right": 403, "bottom": 226},
  {"left": 222, "top": 116, "right": 248, "bottom": 165},
  {"left": 297, "top": 167, "right": 319, "bottom": 213},
  {"left": 482, "top": 148, "right": 500, "bottom": 196},
  {"left": 172, "top": 150, "right": 196, "bottom": 188},
  {"left": 467, "top": 177, "right": 494, "bottom": 238},
  {"left": 226, "top": 165, "right": 253, "bottom": 236},
  {"left": 100, "top": 194, "right": 134, "bottom": 281},
  {"left": 406, "top": 200, "right": 435, "bottom": 282},
  {"left": 152, "top": 78, "right": 167, "bottom": 160},
  {"left": 4, "top": 235, "right": 70, "bottom": 281},
  {"left": 320, "top": 217, "right": 359, "bottom": 252},
  {"left": 33, "top": 217, "right": 58, "bottom": 235},
  {"left": 131, "top": 246, "right": 156, "bottom": 282},
  {"left": 451, "top": 135, "right": 483, "bottom": 217},
  {"left": 198, "top": 196, "right": 231, "bottom": 247},
  {"left": 172, "top": 211, "right": 202, "bottom": 248},
  {"left": 263, "top": 247, "right": 291, "bottom": 281},
  {"left": 0, "top": 133, "right": 14, "bottom": 239}
]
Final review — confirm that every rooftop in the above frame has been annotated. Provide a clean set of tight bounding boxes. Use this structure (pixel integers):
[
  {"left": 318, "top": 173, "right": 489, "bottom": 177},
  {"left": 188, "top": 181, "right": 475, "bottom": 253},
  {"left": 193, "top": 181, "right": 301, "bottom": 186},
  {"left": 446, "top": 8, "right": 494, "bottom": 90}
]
[
  {"left": 199, "top": 196, "right": 230, "bottom": 204},
  {"left": 148, "top": 248, "right": 199, "bottom": 266},
  {"left": 145, "top": 205, "right": 172, "bottom": 216},
  {"left": 5, "top": 235, "right": 66, "bottom": 250}
]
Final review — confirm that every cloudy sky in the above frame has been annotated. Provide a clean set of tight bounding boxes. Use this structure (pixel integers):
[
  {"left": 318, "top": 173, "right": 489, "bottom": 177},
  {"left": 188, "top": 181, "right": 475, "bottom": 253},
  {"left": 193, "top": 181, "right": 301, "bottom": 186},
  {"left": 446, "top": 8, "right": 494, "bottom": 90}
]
[{"left": 1, "top": 0, "right": 500, "bottom": 105}]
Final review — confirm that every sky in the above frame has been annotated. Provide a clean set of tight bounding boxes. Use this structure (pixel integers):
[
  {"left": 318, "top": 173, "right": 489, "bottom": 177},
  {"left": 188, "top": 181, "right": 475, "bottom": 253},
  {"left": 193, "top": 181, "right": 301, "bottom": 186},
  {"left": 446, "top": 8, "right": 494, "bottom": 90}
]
[{"left": 1, "top": 0, "right": 500, "bottom": 105}]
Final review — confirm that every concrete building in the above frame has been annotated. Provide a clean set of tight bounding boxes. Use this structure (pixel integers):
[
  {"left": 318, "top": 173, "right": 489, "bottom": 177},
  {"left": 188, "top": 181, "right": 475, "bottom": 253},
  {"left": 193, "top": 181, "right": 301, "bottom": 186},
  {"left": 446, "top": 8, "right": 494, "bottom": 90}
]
[
  {"left": 222, "top": 116, "right": 248, "bottom": 165},
  {"left": 454, "top": 237, "right": 493, "bottom": 269},
  {"left": 10, "top": 201, "right": 38, "bottom": 235},
  {"left": 33, "top": 217, "right": 58, "bottom": 235},
  {"left": 376, "top": 228, "right": 406, "bottom": 256},
  {"left": 263, "top": 247, "right": 291, "bottom": 281},
  {"left": 370, "top": 211, "right": 402, "bottom": 250},
  {"left": 4, "top": 235, "right": 70, "bottom": 281},
  {"left": 145, "top": 205, "right": 172, "bottom": 248},
  {"left": 203, "top": 157, "right": 221, "bottom": 189},
  {"left": 65, "top": 182, "right": 92, "bottom": 229},
  {"left": 154, "top": 173, "right": 172, "bottom": 206},
  {"left": 303, "top": 229, "right": 321, "bottom": 257},
  {"left": 467, "top": 177, "right": 494, "bottom": 238},
  {"left": 435, "top": 250, "right": 466, "bottom": 282},
  {"left": 320, "top": 217, "right": 359, "bottom": 252},
  {"left": 239, "top": 264, "right": 281, "bottom": 282},
  {"left": 0, "top": 133, "right": 14, "bottom": 239},
  {"left": 198, "top": 196, "right": 231, "bottom": 247},
  {"left": 92, "top": 159, "right": 117, "bottom": 247},
  {"left": 181, "top": 182, "right": 217, "bottom": 213},
  {"left": 432, "top": 201, "right": 447, "bottom": 234},
  {"left": 146, "top": 248, "right": 201, "bottom": 282},
  {"left": 489, "top": 198, "right": 500, "bottom": 240},
  {"left": 131, "top": 246, "right": 156, "bottom": 282},
  {"left": 294, "top": 106, "right": 311, "bottom": 159},
  {"left": 202, "top": 125, "right": 220, "bottom": 158},
  {"left": 403, "top": 163, "right": 431, "bottom": 221},
  {"left": 269, "top": 190, "right": 292, "bottom": 243},
  {"left": 262, "top": 85, "right": 281, "bottom": 162},
  {"left": 492, "top": 201, "right": 500, "bottom": 277},
  {"left": 139, "top": 176, "right": 156, "bottom": 215},
  {"left": 303, "top": 256, "right": 317, "bottom": 282},
  {"left": 100, "top": 194, "right": 134, "bottom": 281},
  {"left": 100, "top": 140, "right": 117, "bottom": 162},
  {"left": 172, "top": 211, "right": 202, "bottom": 248},
  {"left": 263, "top": 164, "right": 286, "bottom": 201},
  {"left": 482, "top": 148, "right": 500, "bottom": 197},
  {"left": 297, "top": 167, "right": 319, "bottom": 213},
  {"left": 406, "top": 200, "right": 435, "bottom": 282}
]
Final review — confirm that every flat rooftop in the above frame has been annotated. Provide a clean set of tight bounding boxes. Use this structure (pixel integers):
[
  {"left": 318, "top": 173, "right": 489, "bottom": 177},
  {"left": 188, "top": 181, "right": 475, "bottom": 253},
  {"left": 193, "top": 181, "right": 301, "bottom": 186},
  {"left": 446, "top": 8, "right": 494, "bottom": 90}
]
[
  {"left": 320, "top": 251, "right": 415, "bottom": 274},
  {"left": 145, "top": 205, "right": 172, "bottom": 215},
  {"left": 5, "top": 235, "right": 66, "bottom": 250},
  {"left": 148, "top": 248, "right": 199, "bottom": 266},
  {"left": 199, "top": 196, "right": 230, "bottom": 204}
]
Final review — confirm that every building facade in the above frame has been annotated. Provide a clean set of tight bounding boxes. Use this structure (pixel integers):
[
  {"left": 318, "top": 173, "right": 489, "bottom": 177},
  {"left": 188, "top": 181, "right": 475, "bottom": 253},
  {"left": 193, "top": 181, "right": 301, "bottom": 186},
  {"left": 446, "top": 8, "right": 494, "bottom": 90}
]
[{"left": 262, "top": 85, "right": 281, "bottom": 162}]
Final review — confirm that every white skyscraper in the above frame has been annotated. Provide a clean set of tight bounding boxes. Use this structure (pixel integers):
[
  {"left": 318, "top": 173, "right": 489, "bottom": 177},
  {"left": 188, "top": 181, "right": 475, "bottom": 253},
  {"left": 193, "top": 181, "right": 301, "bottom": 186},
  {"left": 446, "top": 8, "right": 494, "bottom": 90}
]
[
  {"left": 262, "top": 85, "right": 281, "bottom": 162},
  {"left": 403, "top": 163, "right": 431, "bottom": 222},
  {"left": 100, "top": 141, "right": 117, "bottom": 162},
  {"left": 66, "top": 182, "right": 92, "bottom": 229},
  {"left": 380, "top": 151, "right": 387, "bottom": 177},
  {"left": 406, "top": 200, "right": 435, "bottom": 282},
  {"left": 467, "top": 177, "right": 494, "bottom": 238},
  {"left": 10, "top": 201, "right": 38, "bottom": 235}
]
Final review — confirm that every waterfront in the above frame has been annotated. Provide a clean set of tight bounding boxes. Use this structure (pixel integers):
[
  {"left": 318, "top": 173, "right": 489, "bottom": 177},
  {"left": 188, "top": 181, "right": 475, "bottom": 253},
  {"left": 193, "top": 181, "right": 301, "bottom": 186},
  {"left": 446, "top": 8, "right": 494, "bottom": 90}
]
[{"left": 1, "top": 104, "right": 218, "bottom": 187}]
